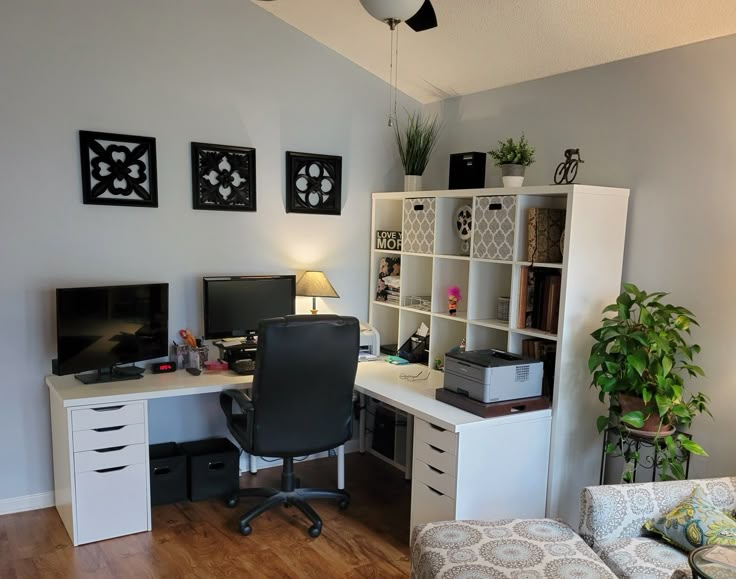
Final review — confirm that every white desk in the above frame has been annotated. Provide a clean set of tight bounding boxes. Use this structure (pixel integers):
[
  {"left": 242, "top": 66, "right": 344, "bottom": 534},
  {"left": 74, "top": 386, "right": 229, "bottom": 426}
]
[{"left": 47, "top": 363, "right": 551, "bottom": 545}]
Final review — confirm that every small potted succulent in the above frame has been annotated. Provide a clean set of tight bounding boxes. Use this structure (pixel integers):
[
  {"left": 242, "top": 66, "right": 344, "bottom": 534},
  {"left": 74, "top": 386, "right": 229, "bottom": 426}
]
[
  {"left": 394, "top": 110, "right": 441, "bottom": 192},
  {"left": 488, "top": 134, "right": 535, "bottom": 187},
  {"left": 589, "top": 284, "right": 711, "bottom": 482}
]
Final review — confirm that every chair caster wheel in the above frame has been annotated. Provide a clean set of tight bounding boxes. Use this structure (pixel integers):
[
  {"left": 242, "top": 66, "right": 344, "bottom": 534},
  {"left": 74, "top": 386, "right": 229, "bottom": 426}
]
[
  {"left": 308, "top": 524, "right": 322, "bottom": 538},
  {"left": 338, "top": 499, "right": 350, "bottom": 510},
  {"left": 239, "top": 522, "right": 252, "bottom": 536},
  {"left": 227, "top": 497, "right": 239, "bottom": 508}
]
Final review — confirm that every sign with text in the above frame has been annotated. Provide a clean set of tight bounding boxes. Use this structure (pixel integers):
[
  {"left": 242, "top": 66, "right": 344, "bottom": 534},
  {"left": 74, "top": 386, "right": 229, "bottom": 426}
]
[{"left": 376, "top": 230, "right": 402, "bottom": 251}]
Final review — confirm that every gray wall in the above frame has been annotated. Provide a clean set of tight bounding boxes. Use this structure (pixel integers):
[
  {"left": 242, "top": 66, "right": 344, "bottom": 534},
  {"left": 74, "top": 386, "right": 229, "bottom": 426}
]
[
  {"left": 424, "top": 34, "right": 736, "bottom": 479},
  {"left": 0, "top": 0, "right": 415, "bottom": 501}
]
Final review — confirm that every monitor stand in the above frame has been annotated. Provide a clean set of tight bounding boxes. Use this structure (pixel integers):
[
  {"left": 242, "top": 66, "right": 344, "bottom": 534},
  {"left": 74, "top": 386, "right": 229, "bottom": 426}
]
[{"left": 75, "top": 366, "right": 145, "bottom": 385}]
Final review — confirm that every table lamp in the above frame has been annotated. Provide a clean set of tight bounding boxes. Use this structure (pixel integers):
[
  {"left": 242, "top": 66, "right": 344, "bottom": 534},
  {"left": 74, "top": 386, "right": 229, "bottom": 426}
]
[{"left": 296, "top": 271, "right": 339, "bottom": 314}]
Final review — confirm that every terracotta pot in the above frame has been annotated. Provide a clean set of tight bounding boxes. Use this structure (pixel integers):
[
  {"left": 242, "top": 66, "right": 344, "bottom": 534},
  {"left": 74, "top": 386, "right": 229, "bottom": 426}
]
[{"left": 618, "top": 393, "right": 674, "bottom": 434}]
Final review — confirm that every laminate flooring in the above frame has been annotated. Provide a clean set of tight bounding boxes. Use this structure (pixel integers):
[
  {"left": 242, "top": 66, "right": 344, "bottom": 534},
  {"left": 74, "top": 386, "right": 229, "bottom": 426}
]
[{"left": 0, "top": 453, "right": 412, "bottom": 578}]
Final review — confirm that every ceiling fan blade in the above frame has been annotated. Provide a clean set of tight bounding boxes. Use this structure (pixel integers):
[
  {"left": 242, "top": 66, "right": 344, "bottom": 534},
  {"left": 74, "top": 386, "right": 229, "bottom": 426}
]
[{"left": 406, "top": 0, "right": 437, "bottom": 32}]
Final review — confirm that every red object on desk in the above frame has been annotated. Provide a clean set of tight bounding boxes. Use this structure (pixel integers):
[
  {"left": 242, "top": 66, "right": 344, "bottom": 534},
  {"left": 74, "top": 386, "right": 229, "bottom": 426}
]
[{"left": 203, "top": 360, "right": 229, "bottom": 371}]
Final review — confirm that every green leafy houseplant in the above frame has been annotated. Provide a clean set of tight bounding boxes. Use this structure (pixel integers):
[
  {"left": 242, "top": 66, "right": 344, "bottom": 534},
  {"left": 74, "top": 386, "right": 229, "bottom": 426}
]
[
  {"left": 589, "top": 283, "right": 711, "bottom": 482},
  {"left": 488, "top": 134, "right": 536, "bottom": 166},
  {"left": 394, "top": 110, "right": 441, "bottom": 176}
]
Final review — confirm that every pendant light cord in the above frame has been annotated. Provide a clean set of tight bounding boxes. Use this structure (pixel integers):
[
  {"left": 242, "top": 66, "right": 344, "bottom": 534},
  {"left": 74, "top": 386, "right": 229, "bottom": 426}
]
[{"left": 388, "top": 25, "right": 400, "bottom": 127}]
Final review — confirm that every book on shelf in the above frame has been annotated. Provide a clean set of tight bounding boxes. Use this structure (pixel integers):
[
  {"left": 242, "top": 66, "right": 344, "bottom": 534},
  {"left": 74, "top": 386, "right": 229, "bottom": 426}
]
[
  {"left": 376, "top": 257, "right": 401, "bottom": 302},
  {"left": 528, "top": 208, "right": 566, "bottom": 263},
  {"left": 517, "top": 266, "right": 561, "bottom": 333}
]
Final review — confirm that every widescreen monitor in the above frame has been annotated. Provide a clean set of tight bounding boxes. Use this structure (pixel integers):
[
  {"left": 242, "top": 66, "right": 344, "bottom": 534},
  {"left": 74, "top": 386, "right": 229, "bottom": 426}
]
[{"left": 203, "top": 275, "right": 296, "bottom": 339}]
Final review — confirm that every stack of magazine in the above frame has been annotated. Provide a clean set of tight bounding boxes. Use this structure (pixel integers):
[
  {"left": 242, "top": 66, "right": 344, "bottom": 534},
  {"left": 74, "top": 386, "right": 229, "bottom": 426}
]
[{"left": 376, "top": 257, "right": 401, "bottom": 304}]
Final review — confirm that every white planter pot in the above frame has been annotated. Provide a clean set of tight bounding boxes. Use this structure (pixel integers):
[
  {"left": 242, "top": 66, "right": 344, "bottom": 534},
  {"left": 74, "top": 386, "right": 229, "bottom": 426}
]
[
  {"left": 404, "top": 175, "right": 422, "bottom": 192},
  {"left": 500, "top": 164, "right": 525, "bottom": 188}
]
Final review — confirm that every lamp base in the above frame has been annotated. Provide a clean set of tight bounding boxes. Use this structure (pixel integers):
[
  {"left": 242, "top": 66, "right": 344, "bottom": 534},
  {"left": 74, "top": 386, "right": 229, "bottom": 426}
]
[
  {"left": 310, "top": 308, "right": 318, "bottom": 315},
  {"left": 310, "top": 297, "right": 318, "bottom": 315}
]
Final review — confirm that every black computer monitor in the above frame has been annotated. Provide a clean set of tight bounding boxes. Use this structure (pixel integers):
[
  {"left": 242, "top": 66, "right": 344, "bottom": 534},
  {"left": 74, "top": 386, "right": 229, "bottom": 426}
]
[
  {"left": 55, "top": 283, "right": 169, "bottom": 382},
  {"left": 203, "top": 275, "right": 296, "bottom": 339}
]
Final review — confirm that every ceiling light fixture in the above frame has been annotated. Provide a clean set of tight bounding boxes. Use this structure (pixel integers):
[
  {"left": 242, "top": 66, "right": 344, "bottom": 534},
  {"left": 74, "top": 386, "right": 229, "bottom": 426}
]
[{"left": 359, "top": 0, "right": 437, "bottom": 126}]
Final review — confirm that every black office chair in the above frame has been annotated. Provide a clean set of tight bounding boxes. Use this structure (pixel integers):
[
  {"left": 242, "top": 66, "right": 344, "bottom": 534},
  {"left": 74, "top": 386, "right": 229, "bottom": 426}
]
[{"left": 219, "top": 315, "right": 359, "bottom": 538}]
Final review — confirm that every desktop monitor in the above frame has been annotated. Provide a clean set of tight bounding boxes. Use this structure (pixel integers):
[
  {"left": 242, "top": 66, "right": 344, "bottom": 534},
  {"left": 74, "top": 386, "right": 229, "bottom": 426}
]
[
  {"left": 55, "top": 283, "right": 169, "bottom": 381},
  {"left": 203, "top": 275, "right": 296, "bottom": 339}
]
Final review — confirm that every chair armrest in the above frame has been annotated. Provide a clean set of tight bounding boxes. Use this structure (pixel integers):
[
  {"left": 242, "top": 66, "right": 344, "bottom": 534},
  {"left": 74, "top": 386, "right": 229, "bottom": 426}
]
[
  {"left": 220, "top": 389, "right": 255, "bottom": 451},
  {"left": 579, "top": 477, "right": 736, "bottom": 549}
]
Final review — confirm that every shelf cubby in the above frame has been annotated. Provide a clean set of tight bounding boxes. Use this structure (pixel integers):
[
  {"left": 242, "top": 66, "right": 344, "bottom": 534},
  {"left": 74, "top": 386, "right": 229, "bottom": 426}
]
[
  {"left": 434, "top": 196, "right": 474, "bottom": 257},
  {"left": 468, "top": 260, "right": 513, "bottom": 326},
  {"left": 466, "top": 324, "right": 508, "bottom": 352},
  {"left": 400, "top": 254, "right": 433, "bottom": 310},
  {"left": 429, "top": 316, "right": 467, "bottom": 368},
  {"left": 370, "top": 303, "right": 400, "bottom": 352},
  {"left": 373, "top": 199, "right": 403, "bottom": 237},
  {"left": 514, "top": 194, "right": 568, "bottom": 262},
  {"left": 431, "top": 257, "right": 470, "bottom": 317}
]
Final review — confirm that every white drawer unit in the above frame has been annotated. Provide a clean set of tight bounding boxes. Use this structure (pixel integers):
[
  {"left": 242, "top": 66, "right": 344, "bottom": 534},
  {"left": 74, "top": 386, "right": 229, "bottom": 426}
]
[
  {"left": 74, "top": 443, "right": 146, "bottom": 474},
  {"left": 71, "top": 403, "right": 144, "bottom": 431},
  {"left": 48, "top": 394, "right": 152, "bottom": 546},
  {"left": 73, "top": 423, "right": 146, "bottom": 452},
  {"left": 414, "top": 418, "right": 458, "bottom": 455},
  {"left": 413, "top": 459, "right": 456, "bottom": 499},
  {"left": 413, "top": 440, "right": 457, "bottom": 477},
  {"left": 75, "top": 463, "right": 149, "bottom": 545},
  {"left": 410, "top": 479, "right": 455, "bottom": 530}
]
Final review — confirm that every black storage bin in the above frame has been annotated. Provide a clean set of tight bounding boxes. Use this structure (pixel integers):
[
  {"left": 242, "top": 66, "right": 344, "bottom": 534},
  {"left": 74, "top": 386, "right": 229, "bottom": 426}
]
[
  {"left": 372, "top": 406, "right": 396, "bottom": 460},
  {"left": 149, "top": 442, "right": 188, "bottom": 506},
  {"left": 180, "top": 438, "right": 239, "bottom": 501}
]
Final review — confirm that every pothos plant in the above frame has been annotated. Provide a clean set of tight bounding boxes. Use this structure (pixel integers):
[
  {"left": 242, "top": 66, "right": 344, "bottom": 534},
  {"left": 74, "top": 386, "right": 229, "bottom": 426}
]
[{"left": 588, "top": 284, "right": 711, "bottom": 482}]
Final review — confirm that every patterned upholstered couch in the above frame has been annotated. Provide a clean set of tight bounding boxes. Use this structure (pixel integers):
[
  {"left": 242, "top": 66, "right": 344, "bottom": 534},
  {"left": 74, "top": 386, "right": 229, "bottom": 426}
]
[
  {"left": 580, "top": 476, "right": 736, "bottom": 579},
  {"left": 411, "top": 476, "right": 736, "bottom": 579}
]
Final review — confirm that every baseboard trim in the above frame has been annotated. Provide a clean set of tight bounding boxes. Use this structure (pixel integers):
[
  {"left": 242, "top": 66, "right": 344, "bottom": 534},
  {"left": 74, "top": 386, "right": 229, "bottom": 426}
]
[{"left": 0, "top": 491, "right": 55, "bottom": 516}]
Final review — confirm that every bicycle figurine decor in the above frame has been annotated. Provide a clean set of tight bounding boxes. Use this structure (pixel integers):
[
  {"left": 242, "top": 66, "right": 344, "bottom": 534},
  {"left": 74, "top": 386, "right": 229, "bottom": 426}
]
[{"left": 554, "top": 149, "right": 584, "bottom": 184}]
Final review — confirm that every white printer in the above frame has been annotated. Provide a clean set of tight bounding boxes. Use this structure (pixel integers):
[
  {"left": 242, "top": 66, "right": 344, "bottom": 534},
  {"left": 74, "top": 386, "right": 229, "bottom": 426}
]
[
  {"left": 359, "top": 323, "right": 380, "bottom": 360},
  {"left": 443, "top": 349, "right": 543, "bottom": 403}
]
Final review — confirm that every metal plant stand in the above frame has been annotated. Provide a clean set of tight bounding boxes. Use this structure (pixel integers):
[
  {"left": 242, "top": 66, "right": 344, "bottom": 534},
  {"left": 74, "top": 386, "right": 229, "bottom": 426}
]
[{"left": 599, "top": 427, "right": 693, "bottom": 485}]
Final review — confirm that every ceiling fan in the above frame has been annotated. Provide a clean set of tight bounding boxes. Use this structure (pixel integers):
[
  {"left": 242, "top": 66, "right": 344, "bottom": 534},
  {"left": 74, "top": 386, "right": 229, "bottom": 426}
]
[{"left": 358, "top": 0, "right": 438, "bottom": 32}]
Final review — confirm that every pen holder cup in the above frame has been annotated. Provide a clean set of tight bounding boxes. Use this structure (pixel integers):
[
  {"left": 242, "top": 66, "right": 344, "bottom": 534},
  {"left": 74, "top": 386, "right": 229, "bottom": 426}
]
[{"left": 188, "top": 347, "right": 209, "bottom": 370}]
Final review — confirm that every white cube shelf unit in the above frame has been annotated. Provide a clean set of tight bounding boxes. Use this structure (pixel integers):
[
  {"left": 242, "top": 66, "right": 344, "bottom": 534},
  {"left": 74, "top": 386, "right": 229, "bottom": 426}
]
[{"left": 368, "top": 184, "right": 629, "bottom": 526}]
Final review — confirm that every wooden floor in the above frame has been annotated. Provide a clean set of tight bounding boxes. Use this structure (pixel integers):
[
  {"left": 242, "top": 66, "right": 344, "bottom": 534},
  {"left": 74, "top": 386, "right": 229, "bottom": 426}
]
[{"left": 0, "top": 454, "right": 412, "bottom": 578}]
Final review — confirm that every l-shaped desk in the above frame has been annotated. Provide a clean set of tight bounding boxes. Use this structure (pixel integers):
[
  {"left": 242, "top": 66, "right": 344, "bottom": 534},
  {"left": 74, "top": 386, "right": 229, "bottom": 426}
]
[{"left": 47, "top": 362, "right": 551, "bottom": 545}]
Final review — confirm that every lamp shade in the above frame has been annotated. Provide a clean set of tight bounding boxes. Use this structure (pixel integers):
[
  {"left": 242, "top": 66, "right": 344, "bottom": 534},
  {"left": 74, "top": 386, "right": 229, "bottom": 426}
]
[
  {"left": 359, "top": 0, "right": 423, "bottom": 24},
  {"left": 296, "top": 271, "right": 339, "bottom": 299}
]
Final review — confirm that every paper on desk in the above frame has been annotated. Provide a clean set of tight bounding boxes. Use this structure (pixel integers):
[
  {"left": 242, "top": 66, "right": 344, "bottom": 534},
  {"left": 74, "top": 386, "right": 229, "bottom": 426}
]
[
  {"left": 416, "top": 322, "right": 429, "bottom": 338},
  {"left": 703, "top": 546, "right": 736, "bottom": 569}
]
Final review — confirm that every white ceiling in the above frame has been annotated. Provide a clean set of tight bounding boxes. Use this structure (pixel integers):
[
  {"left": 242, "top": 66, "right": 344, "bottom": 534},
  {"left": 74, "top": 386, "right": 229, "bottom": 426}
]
[{"left": 252, "top": 0, "right": 736, "bottom": 103}]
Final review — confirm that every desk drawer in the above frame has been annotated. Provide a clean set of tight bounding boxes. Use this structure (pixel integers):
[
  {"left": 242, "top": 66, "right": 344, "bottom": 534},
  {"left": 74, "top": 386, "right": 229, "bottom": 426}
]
[
  {"left": 72, "top": 403, "right": 144, "bottom": 432},
  {"left": 411, "top": 479, "right": 455, "bottom": 529},
  {"left": 75, "top": 463, "right": 148, "bottom": 545},
  {"left": 414, "top": 418, "right": 458, "bottom": 455},
  {"left": 413, "top": 458, "right": 457, "bottom": 499},
  {"left": 413, "top": 441, "right": 457, "bottom": 477},
  {"left": 73, "top": 424, "right": 145, "bottom": 452},
  {"left": 74, "top": 443, "right": 146, "bottom": 473}
]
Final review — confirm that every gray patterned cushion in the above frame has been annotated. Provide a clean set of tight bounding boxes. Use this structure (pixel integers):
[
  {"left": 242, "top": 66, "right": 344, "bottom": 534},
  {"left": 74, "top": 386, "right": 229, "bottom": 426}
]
[
  {"left": 596, "top": 537, "right": 691, "bottom": 579},
  {"left": 411, "top": 518, "right": 617, "bottom": 579},
  {"left": 579, "top": 477, "right": 736, "bottom": 549}
]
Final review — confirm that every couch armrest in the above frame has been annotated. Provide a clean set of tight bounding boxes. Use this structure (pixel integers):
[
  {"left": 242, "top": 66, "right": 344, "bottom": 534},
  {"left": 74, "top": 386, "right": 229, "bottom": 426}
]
[{"left": 579, "top": 477, "right": 736, "bottom": 549}]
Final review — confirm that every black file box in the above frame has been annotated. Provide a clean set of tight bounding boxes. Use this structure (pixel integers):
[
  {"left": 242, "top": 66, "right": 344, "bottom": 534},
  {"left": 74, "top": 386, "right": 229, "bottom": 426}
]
[
  {"left": 180, "top": 438, "right": 239, "bottom": 501},
  {"left": 149, "top": 442, "right": 188, "bottom": 506},
  {"left": 398, "top": 334, "right": 430, "bottom": 365}
]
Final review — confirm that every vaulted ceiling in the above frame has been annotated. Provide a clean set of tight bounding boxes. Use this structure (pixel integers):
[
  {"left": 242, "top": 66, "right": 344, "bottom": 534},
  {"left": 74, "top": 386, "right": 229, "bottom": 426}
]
[{"left": 252, "top": 0, "right": 736, "bottom": 103}]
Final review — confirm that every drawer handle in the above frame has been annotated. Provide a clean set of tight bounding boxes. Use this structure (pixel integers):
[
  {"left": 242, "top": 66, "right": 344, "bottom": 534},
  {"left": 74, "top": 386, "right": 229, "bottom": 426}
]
[
  {"left": 413, "top": 203, "right": 425, "bottom": 211},
  {"left": 487, "top": 202, "right": 502, "bottom": 211},
  {"left": 427, "top": 464, "right": 444, "bottom": 475},
  {"left": 153, "top": 466, "right": 171, "bottom": 476},
  {"left": 426, "top": 485, "right": 444, "bottom": 497},
  {"left": 428, "top": 444, "right": 445, "bottom": 454},
  {"left": 92, "top": 405, "right": 124, "bottom": 412},
  {"left": 95, "top": 466, "right": 127, "bottom": 473},
  {"left": 94, "top": 446, "right": 126, "bottom": 453},
  {"left": 93, "top": 425, "right": 125, "bottom": 432},
  {"left": 429, "top": 423, "right": 446, "bottom": 432},
  {"left": 208, "top": 461, "right": 225, "bottom": 471}
]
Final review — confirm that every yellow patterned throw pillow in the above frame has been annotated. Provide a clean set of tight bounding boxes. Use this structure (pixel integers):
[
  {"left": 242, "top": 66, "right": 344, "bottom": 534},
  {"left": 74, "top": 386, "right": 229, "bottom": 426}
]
[{"left": 643, "top": 487, "right": 736, "bottom": 552}]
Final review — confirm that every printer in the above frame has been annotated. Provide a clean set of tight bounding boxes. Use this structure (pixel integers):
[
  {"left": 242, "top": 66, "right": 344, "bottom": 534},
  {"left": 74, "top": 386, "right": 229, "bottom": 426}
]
[
  {"left": 443, "top": 349, "right": 543, "bottom": 403},
  {"left": 359, "top": 323, "right": 381, "bottom": 360}
]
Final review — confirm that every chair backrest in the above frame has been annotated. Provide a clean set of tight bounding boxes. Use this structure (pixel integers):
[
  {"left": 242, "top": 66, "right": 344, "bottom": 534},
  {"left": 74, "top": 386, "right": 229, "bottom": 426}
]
[{"left": 249, "top": 315, "right": 359, "bottom": 457}]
